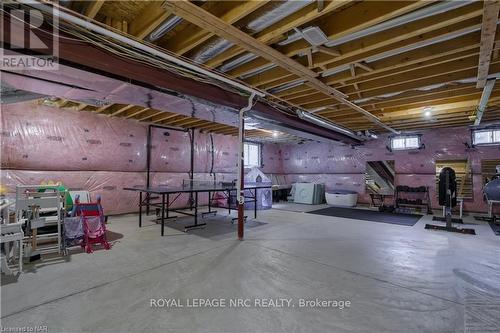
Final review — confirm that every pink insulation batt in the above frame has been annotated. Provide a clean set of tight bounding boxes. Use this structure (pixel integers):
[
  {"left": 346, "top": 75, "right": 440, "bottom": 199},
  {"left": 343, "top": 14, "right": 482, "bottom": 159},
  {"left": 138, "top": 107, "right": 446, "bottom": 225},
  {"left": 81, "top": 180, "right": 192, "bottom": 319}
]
[
  {"left": 278, "top": 128, "right": 500, "bottom": 212},
  {"left": 2, "top": 102, "right": 498, "bottom": 215},
  {"left": 0, "top": 103, "right": 279, "bottom": 214}
]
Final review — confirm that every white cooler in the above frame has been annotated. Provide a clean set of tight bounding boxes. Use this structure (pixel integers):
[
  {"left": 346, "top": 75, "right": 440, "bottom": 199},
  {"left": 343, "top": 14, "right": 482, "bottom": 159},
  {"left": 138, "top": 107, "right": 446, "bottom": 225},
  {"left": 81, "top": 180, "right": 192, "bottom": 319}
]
[{"left": 325, "top": 190, "right": 358, "bottom": 207}]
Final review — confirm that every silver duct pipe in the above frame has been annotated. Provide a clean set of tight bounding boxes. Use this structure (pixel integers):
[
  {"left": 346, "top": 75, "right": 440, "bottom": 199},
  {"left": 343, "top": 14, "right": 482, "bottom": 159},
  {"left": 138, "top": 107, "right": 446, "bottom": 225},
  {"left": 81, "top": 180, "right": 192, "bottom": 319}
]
[
  {"left": 268, "top": 79, "right": 306, "bottom": 94},
  {"left": 239, "top": 63, "right": 278, "bottom": 79},
  {"left": 148, "top": 15, "right": 183, "bottom": 42},
  {"left": 218, "top": 53, "right": 259, "bottom": 72},
  {"left": 321, "top": 22, "right": 486, "bottom": 78},
  {"left": 0, "top": 83, "right": 45, "bottom": 104},
  {"left": 203, "top": 0, "right": 312, "bottom": 67},
  {"left": 324, "top": 0, "right": 473, "bottom": 47},
  {"left": 18, "top": 0, "right": 265, "bottom": 98},
  {"left": 221, "top": 1, "right": 470, "bottom": 78},
  {"left": 246, "top": 0, "right": 313, "bottom": 32},
  {"left": 352, "top": 72, "right": 500, "bottom": 104},
  {"left": 192, "top": 37, "right": 234, "bottom": 64},
  {"left": 277, "top": 30, "right": 303, "bottom": 46},
  {"left": 296, "top": 110, "right": 361, "bottom": 139}
]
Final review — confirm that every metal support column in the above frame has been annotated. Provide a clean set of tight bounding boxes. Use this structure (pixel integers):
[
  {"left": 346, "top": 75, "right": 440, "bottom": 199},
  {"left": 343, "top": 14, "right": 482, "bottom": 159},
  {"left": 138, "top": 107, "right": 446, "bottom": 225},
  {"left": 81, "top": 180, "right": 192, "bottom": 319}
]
[
  {"left": 237, "top": 93, "right": 256, "bottom": 240},
  {"left": 146, "top": 125, "right": 152, "bottom": 215},
  {"left": 189, "top": 128, "right": 195, "bottom": 209}
]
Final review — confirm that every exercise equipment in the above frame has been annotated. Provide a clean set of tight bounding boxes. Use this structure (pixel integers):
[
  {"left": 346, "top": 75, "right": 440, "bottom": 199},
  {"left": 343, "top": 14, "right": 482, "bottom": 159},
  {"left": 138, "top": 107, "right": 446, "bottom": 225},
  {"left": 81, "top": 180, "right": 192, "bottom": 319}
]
[
  {"left": 476, "top": 164, "right": 500, "bottom": 225},
  {"left": 395, "top": 185, "right": 432, "bottom": 214},
  {"left": 425, "top": 167, "right": 475, "bottom": 235}
]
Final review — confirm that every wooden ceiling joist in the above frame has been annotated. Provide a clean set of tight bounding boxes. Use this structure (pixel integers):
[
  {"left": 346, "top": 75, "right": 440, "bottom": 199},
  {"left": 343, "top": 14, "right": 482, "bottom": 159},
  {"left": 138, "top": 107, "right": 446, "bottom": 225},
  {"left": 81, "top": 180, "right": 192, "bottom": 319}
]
[
  {"left": 73, "top": 0, "right": 500, "bottom": 133},
  {"left": 128, "top": 2, "right": 172, "bottom": 40},
  {"left": 165, "top": 1, "right": 347, "bottom": 99},
  {"left": 84, "top": 0, "right": 104, "bottom": 20},
  {"left": 163, "top": 0, "right": 270, "bottom": 55},
  {"left": 247, "top": 8, "right": 483, "bottom": 86},
  {"left": 204, "top": 0, "right": 351, "bottom": 68},
  {"left": 476, "top": 0, "right": 500, "bottom": 88},
  {"left": 164, "top": 0, "right": 396, "bottom": 132},
  {"left": 110, "top": 104, "right": 135, "bottom": 117},
  {"left": 124, "top": 108, "right": 149, "bottom": 119}
]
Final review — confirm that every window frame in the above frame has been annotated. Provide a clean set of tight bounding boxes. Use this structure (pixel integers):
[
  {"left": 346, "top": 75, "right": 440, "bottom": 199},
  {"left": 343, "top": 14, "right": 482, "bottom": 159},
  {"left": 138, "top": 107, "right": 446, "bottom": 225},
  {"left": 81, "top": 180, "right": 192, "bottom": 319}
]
[
  {"left": 389, "top": 134, "right": 422, "bottom": 151},
  {"left": 471, "top": 128, "right": 500, "bottom": 146},
  {"left": 243, "top": 142, "right": 262, "bottom": 168}
]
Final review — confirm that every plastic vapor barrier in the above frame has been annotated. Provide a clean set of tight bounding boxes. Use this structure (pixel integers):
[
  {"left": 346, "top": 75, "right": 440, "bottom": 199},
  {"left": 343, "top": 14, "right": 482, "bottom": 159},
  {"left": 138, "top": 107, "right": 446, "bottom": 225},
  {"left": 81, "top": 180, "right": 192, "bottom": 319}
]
[{"left": 1, "top": 102, "right": 279, "bottom": 214}]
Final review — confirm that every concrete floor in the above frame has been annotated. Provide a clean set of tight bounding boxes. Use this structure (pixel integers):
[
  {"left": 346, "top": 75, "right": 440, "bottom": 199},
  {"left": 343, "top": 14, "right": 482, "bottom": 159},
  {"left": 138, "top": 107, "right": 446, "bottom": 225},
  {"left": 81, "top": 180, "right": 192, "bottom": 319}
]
[{"left": 1, "top": 204, "right": 499, "bottom": 333}]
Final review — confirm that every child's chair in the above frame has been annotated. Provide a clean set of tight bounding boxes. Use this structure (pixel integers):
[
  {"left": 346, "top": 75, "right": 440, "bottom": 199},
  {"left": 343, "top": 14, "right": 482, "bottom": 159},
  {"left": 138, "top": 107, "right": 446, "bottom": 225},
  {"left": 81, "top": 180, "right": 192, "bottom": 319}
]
[{"left": 70, "top": 195, "right": 111, "bottom": 253}]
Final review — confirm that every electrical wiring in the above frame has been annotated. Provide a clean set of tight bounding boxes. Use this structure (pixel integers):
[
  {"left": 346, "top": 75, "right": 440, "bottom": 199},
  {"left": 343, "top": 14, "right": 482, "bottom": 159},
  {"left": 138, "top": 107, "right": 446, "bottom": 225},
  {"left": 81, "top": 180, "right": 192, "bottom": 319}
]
[
  {"left": 7, "top": 0, "right": 249, "bottom": 98},
  {"left": 55, "top": 22, "right": 241, "bottom": 93}
]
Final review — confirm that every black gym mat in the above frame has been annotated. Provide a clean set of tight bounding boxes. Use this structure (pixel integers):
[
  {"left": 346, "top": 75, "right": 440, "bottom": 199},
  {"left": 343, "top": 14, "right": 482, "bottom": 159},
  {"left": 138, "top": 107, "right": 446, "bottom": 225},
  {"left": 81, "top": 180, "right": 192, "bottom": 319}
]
[
  {"left": 489, "top": 222, "right": 500, "bottom": 236},
  {"left": 307, "top": 207, "right": 422, "bottom": 226},
  {"left": 432, "top": 216, "right": 463, "bottom": 224}
]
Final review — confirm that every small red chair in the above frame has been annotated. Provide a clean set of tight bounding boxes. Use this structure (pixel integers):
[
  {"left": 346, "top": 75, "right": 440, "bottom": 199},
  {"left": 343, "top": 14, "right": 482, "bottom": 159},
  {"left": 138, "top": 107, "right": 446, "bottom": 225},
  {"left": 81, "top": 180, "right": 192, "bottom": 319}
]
[{"left": 71, "top": 195, "right": 111, "bottom": 253}]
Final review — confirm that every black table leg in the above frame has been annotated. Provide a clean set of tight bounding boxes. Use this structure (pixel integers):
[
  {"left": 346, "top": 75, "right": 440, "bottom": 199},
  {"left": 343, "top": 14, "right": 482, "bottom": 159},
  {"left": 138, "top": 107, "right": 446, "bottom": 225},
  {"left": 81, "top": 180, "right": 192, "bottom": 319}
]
[
  {"left": 166, "top": 193, "right": 169, "bottom": 218},
  {"left": 161, "top": 193, "right": 165, "bottom": 236},
  {"left": 194, "top": 191, "right": 198, "bottom": 226},
  {"left": 228, "top": 190, "right": 231, "bottom": 214},
  {"left": 139, "top": 191, "right": 142, "bottom": 228},
  {"left": 208, "top": 191, "right": 211, "bottom": 213},
  {"left": 254, "top": 188, "right": 257, "bottom": 219},
  {"left": 184, "top": 191, "right": 206, "bottom": 231}
]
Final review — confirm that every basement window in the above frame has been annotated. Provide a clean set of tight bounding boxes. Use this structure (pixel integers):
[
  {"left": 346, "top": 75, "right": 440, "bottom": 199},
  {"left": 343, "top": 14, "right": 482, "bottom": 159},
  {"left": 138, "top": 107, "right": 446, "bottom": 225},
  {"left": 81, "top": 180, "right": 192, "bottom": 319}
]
[
  {"left": 244, "top": 143, "right": 261, "bottom": 167},
  {"left": 472, "top": 128, "right": 500, "bottom": 146},
  {"left": 390, "top": 135, "right": 421, "bottom": 150}
]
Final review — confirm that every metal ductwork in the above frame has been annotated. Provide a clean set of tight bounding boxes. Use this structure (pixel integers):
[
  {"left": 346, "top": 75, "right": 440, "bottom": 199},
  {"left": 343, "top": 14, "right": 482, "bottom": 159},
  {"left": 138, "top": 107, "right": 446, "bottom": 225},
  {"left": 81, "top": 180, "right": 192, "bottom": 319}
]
[
  {"left": 4, "top": 4, "right": 360, "bottom": 144},
  {"left": 202, "top": 0, "right": 312, "bottom": 66},
  {"left": 324, "top": 0, "right": 473, "bottom": 48},
  {"left": 0, "top": 82, "right": 45, "bottom": 104},
  {"left": 148, "top": 15, "right": 183, "bottom": 42},
  {"left": 277, "top": 30, "right": 303, "bottom": 46},
  {"left": 192, "top": 37, "right": 234, "bottom": 64},
  {"left": 321, "top": 22, "right": 487, "bottom": 78},
  {"left": 351, "top": 72, "right": 500, "bottom": 105},
  {"left": 296, "top": 110, "right": 361, "bottom": 140},
  {"left": 218, "top": 52, "right": 259, "bottom": 72},
  {"left": 268, "top": 79, "right": 306, "bottom": 94},
  {"left": 239, "top": 63, "right": 278, "bottom": 79},
  {"left": 246, "top": 0, "right": 313, "bottom": 32},
  {"left": 219, "top": 1, "right": 473, "bottom": 78}
]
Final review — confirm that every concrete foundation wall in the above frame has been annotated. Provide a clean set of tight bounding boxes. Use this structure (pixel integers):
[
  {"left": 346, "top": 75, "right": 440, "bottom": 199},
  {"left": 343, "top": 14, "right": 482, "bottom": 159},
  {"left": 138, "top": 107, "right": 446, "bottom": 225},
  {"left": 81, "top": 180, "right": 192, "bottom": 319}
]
[
  {"left": 0, "top": 102, "right": 281, "bottom": 214},
  {"left": 274, "top": 128, "right": 500, "bottom": 213}
]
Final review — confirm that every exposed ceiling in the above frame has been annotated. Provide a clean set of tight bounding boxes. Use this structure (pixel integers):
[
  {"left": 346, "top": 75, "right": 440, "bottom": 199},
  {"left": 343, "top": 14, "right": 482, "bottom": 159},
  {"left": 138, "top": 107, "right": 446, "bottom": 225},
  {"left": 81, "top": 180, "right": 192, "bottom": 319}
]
[
  {"left": 39, "top": 97, "right": 309, "bottom": 144},
  {"left": 59, "top": 0, "right": 500, "bottom": 132},
  {"left": 7, "top": 0, "right": 500, "bottom": 137}
]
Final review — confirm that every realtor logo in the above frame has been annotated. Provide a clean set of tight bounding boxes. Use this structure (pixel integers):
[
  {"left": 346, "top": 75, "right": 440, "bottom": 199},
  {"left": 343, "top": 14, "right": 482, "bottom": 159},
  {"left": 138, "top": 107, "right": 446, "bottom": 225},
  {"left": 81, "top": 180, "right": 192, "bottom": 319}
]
[{"left": 0, "top": 0, "right": 59, "bottom": 70}]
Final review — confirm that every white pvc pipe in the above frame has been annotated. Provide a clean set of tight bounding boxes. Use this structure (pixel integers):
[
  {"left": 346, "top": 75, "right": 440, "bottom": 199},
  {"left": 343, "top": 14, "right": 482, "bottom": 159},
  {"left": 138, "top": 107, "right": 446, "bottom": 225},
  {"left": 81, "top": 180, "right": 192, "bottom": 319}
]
[{"left": 19, "top": 0, "right": 265, "bottom": 98}]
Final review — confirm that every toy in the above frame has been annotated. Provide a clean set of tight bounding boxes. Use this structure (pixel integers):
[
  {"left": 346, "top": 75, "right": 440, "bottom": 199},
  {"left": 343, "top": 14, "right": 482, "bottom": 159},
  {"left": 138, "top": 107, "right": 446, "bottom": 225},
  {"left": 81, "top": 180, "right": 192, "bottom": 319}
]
[{"left": 68, "top": 195, "right": 111, "bottom": 253}]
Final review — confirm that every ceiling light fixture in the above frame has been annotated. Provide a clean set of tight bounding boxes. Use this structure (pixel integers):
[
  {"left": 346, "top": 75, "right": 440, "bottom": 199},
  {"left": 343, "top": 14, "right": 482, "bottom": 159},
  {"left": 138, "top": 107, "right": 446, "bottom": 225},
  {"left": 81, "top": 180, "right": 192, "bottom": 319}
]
[
  {"left": 295, "top": 26, "right": 329, "bottom": 46},
  {"left": 423, "top": 107, "right": 433, "bottom": 117}
]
